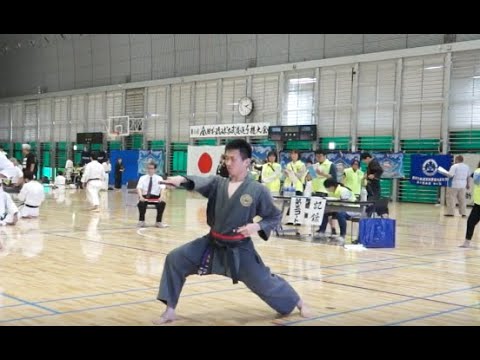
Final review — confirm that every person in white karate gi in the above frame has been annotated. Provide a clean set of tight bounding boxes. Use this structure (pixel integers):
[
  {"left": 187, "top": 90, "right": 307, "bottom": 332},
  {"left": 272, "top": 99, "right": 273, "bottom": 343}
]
[
  {"left": 17, "top": 171, "right": 45, "bottom": 219},
  {"left": 81, "top": 152, "right": 105, "bottom": 212},
  {"left": 0, "top": 180, "right": 19, "bottom": 226},
  {"left": 102, "top": 159, "right": 112, "bottom": 191}
]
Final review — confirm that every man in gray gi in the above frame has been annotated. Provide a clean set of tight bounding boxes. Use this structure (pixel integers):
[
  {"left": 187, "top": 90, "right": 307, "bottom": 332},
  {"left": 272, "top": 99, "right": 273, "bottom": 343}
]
[{"left": 153, "top": 139, "right": 309, "bottom": 324}]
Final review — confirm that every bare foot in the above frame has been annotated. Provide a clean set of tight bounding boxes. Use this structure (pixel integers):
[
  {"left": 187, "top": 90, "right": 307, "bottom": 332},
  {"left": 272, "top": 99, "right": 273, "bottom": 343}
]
[
  {"left": 297, "top": 299, "right": 311, "bottom": 318},
  {"left": 460, "top": 240, "right": 471, "bottom": 248},
  {"left": 152, "top": 307, "right": 177, "bottom": 325}
]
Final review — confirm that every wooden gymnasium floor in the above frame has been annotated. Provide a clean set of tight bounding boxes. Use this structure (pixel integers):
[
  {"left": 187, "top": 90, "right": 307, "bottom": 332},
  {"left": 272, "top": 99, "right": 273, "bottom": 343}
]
[{"left": 1, "top": 186, "right": 480, "bottom": 326}]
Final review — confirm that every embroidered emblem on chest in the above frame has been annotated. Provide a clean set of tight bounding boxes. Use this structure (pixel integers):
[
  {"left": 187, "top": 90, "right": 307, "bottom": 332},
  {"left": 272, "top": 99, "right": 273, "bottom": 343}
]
[{"left": 240, "top": 194, "right": 253, "bottom": 207}]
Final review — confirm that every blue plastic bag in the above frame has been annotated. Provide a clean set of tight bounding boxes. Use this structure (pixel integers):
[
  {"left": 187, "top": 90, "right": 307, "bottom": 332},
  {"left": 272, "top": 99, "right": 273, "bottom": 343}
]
[{"left": 358, "top": 218, "right": 396, "bottom": 248}]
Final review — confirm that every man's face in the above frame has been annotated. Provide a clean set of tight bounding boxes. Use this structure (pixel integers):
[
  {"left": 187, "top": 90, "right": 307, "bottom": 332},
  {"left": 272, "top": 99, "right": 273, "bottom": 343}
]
[
  {"left": 290, "top": 152, "right": 298, "bottom": 162},
  {"left": 22, "top": 148, "right": 28, "bottom": 156},
  {"left": 225, "top": 149, "right": 249, "bottom": 178},
  {"left": 147, "top": 165, "right": 156, "bottom": 176}
]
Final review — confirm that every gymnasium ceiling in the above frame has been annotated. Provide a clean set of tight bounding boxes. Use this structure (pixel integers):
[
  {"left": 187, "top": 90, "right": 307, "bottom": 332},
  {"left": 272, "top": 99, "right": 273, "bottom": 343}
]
[{"left": 0, "top": 34, "right": 86, "bottom": 54}]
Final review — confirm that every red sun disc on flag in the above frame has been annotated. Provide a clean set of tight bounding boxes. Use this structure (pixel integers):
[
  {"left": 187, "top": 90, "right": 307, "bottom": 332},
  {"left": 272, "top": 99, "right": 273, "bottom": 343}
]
[{"left": 198, "top": 152, "right": 213, "bottom": 173}]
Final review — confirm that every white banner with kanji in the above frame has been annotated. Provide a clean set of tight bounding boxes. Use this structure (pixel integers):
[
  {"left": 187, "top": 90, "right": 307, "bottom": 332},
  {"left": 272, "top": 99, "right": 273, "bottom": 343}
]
[
  {"left": 190, "top": 122, "right": 270, "bottom": 138},
  {"left": 187, "top": 145, "right": 225, "bottom": 176},
  {"left": 288, "top": 196, "right": 326, "bottom": 225}
]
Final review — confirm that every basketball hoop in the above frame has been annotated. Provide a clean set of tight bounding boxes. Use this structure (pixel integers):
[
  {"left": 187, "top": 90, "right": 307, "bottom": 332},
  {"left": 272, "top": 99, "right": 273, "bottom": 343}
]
[{"left": 108, "top": 131, "right": 120, "bottom": 141}]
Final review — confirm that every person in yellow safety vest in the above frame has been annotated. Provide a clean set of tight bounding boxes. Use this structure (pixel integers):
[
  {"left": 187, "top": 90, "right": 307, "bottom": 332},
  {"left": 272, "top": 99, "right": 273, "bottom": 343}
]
[
  {"left": 283, "top": 150, "right": 306, "bottom": 195},
  {"left": 461, "top": 162, "right": 480, "bottom": 248},
  {"left": 249, "top": 160, "right": 261, "bottom": 182},
  {"left": 311, "top": 150, "right": 337, "bottom": 195},
  {"left": 315, "top": 179, "right": 356, "bottom": 246},
  {"left": 310, "top": 150, "right": 338, "bottom": 235},
  {"left": 342, "top": 159, "right": 364, "bottom": 199},
  {"left": 261, "top": 151, "right": 282, "bottom": 194}
]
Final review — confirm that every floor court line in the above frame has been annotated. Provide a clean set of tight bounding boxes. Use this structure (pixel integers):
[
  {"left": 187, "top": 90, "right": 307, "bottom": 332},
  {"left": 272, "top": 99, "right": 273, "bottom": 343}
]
[
  {"left": 0, "top": 279, "right": 306, "bottom": 324},
  {"left": 281, "top": 283, "right": 480, "bottom": 326},
  {"left": 34, "top": 277, "right": 231, "bottom": 304},
  {"left": 1, "top": 293, "right": 60, "bottom": 314},
  {"left": 385, "top": 303, "right": 480, "bottom": 326},
  {"left": 27, "top": 249, "right": 480, "bottom": 308},
  {"left": 4, "top": 275, "right": 480, "bottom": 326}
]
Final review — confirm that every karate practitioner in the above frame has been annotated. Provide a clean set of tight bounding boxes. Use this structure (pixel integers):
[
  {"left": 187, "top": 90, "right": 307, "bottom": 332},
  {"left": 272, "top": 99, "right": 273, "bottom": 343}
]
[
  {"left": 102, "top": 159, "right": 112, "bottom": 191},
  {"left": 152, "top": 139, "right": 309, "bottom": 324},
  {"left": 0, "top": 181, "right": 19, "bottom": 226},
  {"left": 81, "top": 152, "right": 105, "bottom": 212},
  {"left": 53, "top": 171, "right": 66, "bottom": 189},
  {"left": 17, "top": 171, "right": 45, "bottom": 218},
  {"left": 0, "top": 151, "right": 18, "bottom": 181}
]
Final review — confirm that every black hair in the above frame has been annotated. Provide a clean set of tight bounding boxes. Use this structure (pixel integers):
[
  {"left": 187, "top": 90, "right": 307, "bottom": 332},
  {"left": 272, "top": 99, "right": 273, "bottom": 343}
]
[
  {"left": 58, "top": 171, "right": 63, "bottom": 176},
  {"left": 323, "top": 178, "right": 338, "bottom": 189},
  {"left": 147, "top": 162, "right": 157, "bottom": 169},
  {"left": 360, "top": 152, "right": 372, "bottom": 160},
  {"left": 90, "top": 152, "right": 98, "bottom": 160},
  {"left": 315, "top": 150, "right": 327, "bottom": 156},
  {"left": 225, "top": 139, "right": 252, "bottom": 160},
  {"left": 267, "top": 151, "right": 277, "bottom": 161}
]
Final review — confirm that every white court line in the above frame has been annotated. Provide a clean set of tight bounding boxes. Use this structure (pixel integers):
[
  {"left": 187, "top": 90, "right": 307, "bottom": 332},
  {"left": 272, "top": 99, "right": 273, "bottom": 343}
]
[{"left": 136, "top": 228, "right": 186, "bottom": 245}]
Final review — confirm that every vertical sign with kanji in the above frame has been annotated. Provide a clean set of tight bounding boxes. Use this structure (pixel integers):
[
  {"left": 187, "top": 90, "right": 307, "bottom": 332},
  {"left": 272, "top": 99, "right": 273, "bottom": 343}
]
[
  {"left": 306, "top": 197, "right": 326, "bottom": 226},
  {"left": 288, "top": 196, "right": 326, "bottom": 225},
  {"left": 288, "top": 197, "right": 306, "bottom": 224}
]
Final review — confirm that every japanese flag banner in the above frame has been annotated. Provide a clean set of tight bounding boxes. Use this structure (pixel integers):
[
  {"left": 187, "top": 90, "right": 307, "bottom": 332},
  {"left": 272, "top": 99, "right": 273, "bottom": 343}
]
[{"left": 187, "top": 145, "right": 226, "bottom": 176}]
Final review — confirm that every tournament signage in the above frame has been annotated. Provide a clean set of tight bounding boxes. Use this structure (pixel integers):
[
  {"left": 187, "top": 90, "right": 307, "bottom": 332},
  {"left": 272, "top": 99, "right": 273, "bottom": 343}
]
[
  {"left": 190, "top": 123, "right": 270, "bottom": 138},
  {"left": 288, "top": 196, "right": 326, "bottom": 226},
  {"left": 410, "top": 154, "right": 452, "bottom": 186}
]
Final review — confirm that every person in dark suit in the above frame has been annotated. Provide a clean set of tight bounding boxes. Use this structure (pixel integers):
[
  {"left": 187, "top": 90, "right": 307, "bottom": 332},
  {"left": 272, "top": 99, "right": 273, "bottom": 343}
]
[
  {"left": 361, "top": 152, "right": 388, "bottom": 217},
  {"left": 216, "top": 154, "right": 229, "bottom": 178},
  {"left": 114, "top": 158, "right": 125, "bottom": 189}
]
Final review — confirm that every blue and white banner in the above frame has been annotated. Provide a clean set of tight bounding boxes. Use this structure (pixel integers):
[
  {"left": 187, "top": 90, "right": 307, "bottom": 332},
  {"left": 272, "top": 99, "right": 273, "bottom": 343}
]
[
  {"left": 327, "top": 152, "right": 361, "bottom": 180},
  {"left": 372, "top": 152, "right": 404, "bottom": 179},
  {"left": 300, "top": 151, "right": 315, "bottom": 165},
  {"left": 251, "top": 145, "right": 274, "bottom": 164},
  {"left": 138, "top": 150, "right": 165, "bottom": 176},
  {"left": 410, "top": 154, "right": 452, "bottom": 186},
  {"left": 279, "top": 151, "right": 291, "bottom": 169}
]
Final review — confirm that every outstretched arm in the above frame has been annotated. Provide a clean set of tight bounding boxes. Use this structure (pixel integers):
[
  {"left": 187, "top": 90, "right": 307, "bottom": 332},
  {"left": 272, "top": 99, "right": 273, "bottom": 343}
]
[{"left": 162, "top": 175, "right": 220, "bottom": 199}]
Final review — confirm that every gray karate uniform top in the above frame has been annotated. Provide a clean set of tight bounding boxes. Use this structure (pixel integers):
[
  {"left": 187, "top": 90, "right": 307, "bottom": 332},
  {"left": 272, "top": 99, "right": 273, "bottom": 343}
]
[{"left": 184, "top": 175, "right": 281, "bottom": 239}]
